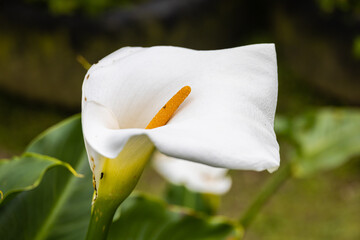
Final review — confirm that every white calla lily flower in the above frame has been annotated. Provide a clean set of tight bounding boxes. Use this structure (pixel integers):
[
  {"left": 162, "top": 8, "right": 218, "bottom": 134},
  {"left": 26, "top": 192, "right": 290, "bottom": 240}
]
[
  {"left": 82, "top": 44, "right": 279, "bottom": 198},
  {"left": 153, "top": 152, "right": 232, "bottom": 195}
]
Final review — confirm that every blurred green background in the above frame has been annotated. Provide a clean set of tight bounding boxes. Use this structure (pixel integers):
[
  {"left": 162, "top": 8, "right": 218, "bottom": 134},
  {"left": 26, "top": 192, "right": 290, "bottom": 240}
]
[{"left": 0, "top": 0, "right": 359, "bottom": 239}]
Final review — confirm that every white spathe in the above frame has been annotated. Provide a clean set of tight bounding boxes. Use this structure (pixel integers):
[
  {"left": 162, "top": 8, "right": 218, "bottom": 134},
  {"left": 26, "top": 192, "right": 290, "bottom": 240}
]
[
  {"left": 153, "top": 152, "right": 232, "bottom": 194},
  {"left": 82, "top": 44, "right": 280, "bottom": 182}
]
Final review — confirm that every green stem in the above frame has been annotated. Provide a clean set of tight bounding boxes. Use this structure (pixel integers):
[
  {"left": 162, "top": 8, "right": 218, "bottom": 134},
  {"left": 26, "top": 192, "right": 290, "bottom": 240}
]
[
  {"left": 239, "top": 162, "right": 292, "bottom": 229},
  {"left": 85, "top": 137, "right": 155, "bottom": 240},
  {"left": 85, "top": 198, "right": 119, "bottom": 240}
]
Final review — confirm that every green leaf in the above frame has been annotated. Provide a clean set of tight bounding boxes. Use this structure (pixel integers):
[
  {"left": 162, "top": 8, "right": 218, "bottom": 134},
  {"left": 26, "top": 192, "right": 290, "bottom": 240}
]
[
  {"left": 0, "top": 115, "right": 93, "bottom": 240},
  {"left": 0, "top": 152, "right": 80, "bottom": 204},
  {"left": 283, "top": 108, "right": 360, "bottom": 177},
  {"left": 108, "top": 194, "right": 243, "bottom": 240},
  {"left": 165, "top": 183, "right": 219, "bottom": 215}
]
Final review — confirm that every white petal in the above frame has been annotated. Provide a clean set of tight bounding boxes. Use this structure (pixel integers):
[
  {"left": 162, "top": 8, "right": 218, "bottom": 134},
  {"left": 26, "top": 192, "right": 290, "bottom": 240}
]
[
  {"left": 153, "top": 152, "right": 231, "bottom": 194},
  {"left": 82, "top": 44, "right": 280, "bottom": 172}
]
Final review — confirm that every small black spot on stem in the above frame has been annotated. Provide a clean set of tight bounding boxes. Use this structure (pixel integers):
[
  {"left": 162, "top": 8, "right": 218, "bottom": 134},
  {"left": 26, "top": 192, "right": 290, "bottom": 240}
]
[
  {"left": 100, "top": 172, "right": 104, "bottom": 179},
  {"left": 162, "top": 105, "right": 166, "bottom": 109}
]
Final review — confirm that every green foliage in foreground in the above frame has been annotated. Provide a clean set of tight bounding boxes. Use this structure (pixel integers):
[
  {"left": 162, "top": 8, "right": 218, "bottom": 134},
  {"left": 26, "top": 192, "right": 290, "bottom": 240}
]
[
  {"left": 0, "top": 152, "right": 80, "bottom": 204},
  {"left": 0, "top": 115, "right": 92, "bottom": 240},
  {"left": 109, "top": 194, "right": 242, "bottom": 240},
  {"left": 0, "top": 115, "right": 242, "bottom": 240}
]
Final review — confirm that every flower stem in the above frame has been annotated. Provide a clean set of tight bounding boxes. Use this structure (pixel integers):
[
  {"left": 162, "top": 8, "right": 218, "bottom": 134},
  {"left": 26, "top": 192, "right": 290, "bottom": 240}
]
[
  {"left": 239, "top": 162, "right": 292, "bottom": 229},
  {"left": 85, "top": 198, "right": 119, "bottom": 240},
  {"left": 85, "top": 136, "right": 155, "bottom": 240}
]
